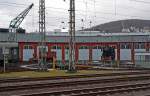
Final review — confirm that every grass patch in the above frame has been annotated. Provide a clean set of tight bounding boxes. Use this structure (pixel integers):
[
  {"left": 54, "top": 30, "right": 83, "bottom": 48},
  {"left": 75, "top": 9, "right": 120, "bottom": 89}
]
[{"left": 0, "top": 70, "right": 115, "bottom": 78}]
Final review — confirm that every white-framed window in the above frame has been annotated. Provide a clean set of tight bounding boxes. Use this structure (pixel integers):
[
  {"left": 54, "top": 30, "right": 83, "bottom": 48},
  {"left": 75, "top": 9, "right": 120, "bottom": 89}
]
[
  {"left": 120, "top": 43, "right": 130, "bottom": 49},
  {"left": 24, "top": 45, "right": 33, "bottom": 49},
  {"left": 134, "top": 43, "right": 145, "bottom": 49}
]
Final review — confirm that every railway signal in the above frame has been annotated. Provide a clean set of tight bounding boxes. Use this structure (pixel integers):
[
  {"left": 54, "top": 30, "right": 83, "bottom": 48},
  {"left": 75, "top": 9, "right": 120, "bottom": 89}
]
[{"left": 3, "top": 47, "right": 9, "bottom": 73}]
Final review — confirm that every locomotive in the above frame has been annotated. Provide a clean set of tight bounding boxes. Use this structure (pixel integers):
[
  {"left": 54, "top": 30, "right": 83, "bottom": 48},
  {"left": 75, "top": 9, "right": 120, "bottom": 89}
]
[{"left": 102, "top": 46, "right": 115, "bottom": 62}]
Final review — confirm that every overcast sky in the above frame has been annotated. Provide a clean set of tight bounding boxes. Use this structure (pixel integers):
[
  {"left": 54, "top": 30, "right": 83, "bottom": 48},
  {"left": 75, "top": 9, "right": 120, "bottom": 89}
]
[{"left": 0, "top": 0, "right": 150, "bottom": 32}]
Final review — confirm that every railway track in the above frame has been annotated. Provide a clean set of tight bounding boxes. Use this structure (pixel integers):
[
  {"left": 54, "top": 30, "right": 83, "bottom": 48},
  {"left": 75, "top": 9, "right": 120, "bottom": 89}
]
[
  {"left": 1, "top": 74, "right": 150, "bottom": 92},
  {"left": 1, "top": 71, "right": 150, "bottom": 96},
  {"left": 0, "top": 70, "right": 150, "bottom": 83},
  {"left": 23, "top": 82, "right": 150, "bottom": 96}
]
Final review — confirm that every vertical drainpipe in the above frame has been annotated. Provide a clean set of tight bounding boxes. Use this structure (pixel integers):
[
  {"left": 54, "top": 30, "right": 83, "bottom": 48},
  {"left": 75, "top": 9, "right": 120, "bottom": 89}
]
[
  {"left": 131, "top": 43, "right": 135, "bottom": 65},
  {"left": 89, "top": 46, "right": 93, "bottom": 64},
  {"left": 75, "top": 45, "right": 79, "bottom": 64},
  {"left": 19, "top": 43, "right": 24, "bottom": 64},
  {"left": 145, "top": 42, "right": 149, "bottom": 63},
  {"left": 145, "top": 42, "right": 149, "bottom": 52},
  {"left": 33, "top": 43, "right": 37, "bottom": 59},
  {"left": 117, "top": 43, "right": 120, "bottom": 67},
  {"left": 48, "top": 44, "right": 51, "bottom": 59},
  {"left": 62, "top": 45, "right": 65, "bottom": 65}
]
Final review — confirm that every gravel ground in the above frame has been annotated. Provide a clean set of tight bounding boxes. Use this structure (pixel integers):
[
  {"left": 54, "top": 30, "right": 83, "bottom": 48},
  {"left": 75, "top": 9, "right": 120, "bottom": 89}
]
[{"left": 1, "top": 73, "right": 150, "bottom": 88}]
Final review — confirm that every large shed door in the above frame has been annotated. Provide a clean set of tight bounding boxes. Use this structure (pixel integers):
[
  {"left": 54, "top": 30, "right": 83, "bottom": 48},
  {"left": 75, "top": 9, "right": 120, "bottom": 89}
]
[
  {"left": 79, "top": 49, "right": 89, "bottom": 60},
  {"left": 51, "top": 46, "right": 62, "bottom": 61},
  {"left": 92, "top": 49, "right": 102, "bottom": 60},
  {"left": 65, "top": 49, "right": 69, "bottom": 60},
  {"left": 23, "top": 48, "right": 34, "bottom": 61},
  {"left": 120, "top": 49, "right": 131, "bottom": 60}
]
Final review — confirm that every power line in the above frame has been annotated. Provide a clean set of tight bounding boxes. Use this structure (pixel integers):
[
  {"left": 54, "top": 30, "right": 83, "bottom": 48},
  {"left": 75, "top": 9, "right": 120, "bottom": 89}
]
[
  {"left": 3, "top": 2, "right": 150, "bottom": 18},
  {"left": 1, "top": 1, "right": 150, "bottom": 13},
  {"left": 0, "top": 1, "right": 150, "bottom": 32},
  {"left": 130, "top": 0, "right": 150, "bottom": 4},
  {"left": 0, "top": 1, "right": 149, "bottom": 19}
]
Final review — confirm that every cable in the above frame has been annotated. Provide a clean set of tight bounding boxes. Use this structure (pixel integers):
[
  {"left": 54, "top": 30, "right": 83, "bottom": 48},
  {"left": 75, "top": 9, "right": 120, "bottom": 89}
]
[
  {"left": 130, "top": 0, "right": 150, "bottom": 4},
  {"left": 0, "top": 2, "right": 149, "bottom": 19},
  {"left": 0, "top": 1, "right": 149, "bottom": 32}
]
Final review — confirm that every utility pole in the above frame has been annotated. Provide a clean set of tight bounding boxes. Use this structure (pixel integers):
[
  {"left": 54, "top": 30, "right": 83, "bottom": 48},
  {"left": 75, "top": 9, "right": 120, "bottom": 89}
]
[
  {"left": 68, "top": 0, "right": 76, "bottom": 72},
  {"left": 39, "top": 0, "right": 47, "bottom": 71}
]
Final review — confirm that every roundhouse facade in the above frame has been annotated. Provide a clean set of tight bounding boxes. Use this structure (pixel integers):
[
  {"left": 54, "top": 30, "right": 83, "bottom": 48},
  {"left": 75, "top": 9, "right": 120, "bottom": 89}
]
[{"left": 0, "top": 31, "right": 150, "bottom": 66}]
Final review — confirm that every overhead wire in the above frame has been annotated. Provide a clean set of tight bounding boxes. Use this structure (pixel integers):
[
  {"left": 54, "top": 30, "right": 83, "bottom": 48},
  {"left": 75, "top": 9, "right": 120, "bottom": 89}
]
[
  {"left": 0, "top": 1, "right": 149, "bottom": 31},
  {"left": 0, "top": 1, "right": 149, "bottom": 18},
  {"left": 130, "top": 0, "right": 150, "bottom": 4}
]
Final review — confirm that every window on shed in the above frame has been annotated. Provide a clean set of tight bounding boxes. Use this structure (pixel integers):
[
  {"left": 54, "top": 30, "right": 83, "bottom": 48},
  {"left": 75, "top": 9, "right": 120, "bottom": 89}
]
[
  {"left": 134, "top": 43, "right": 139, "bottom": 49},
  {"left": 79, "top": 46, "right": 83, "bottom": 49},
  {"left": 139, "top": 43, "right": 145, "bottom": 49},
  {"left": 13, "top": 49, "right": 17, "bottom": 55},
  {"left": 125, "top": 43, "right": 130, "bottom": 49},
  {"left": 93, "top": 46, "right": 98, "bottom": 49},
  {"left": 134, "top": 43, "right": 145, "bottom": 49},
  {"left": 98, "top": 46, "right": 102, "bottom": 49},
  {"left": 65, "top": 46, "right": 69, "bottom": 49},
  {"left": 24, "top": 45, "right": 33, "bottom": 49},
  {"left": 51, "top": 46, "right": 57, "bottom": 49},
  {"left": 24, "top": 45, "right": 28, "bottom": 49},
  {"left": 79, "top": 46, "right": 88, "bottom": 49},
  {"left": 84, "top": 46, "right": 89, "bottom": 49},
  {"left": 120, "top": 43, "right": 125, "bottom": 49},
  {"left": 57, "top": 46, "right": 61, "bottom": 49},
  {"left": 120, "top": 43, "right": 130, "bottom": 49},
  {"left": 29, "top": 46, "right": 33, "bottom": 49}
]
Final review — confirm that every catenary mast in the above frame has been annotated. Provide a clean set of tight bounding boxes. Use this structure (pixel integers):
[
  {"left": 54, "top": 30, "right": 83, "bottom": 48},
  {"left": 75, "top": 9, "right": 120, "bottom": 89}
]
[
  {"left": 39, "top": 0, "right": 47, "bottom": 71},
  {"left": 68, "top": 0, "right": 76, "bottom": 72}
]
